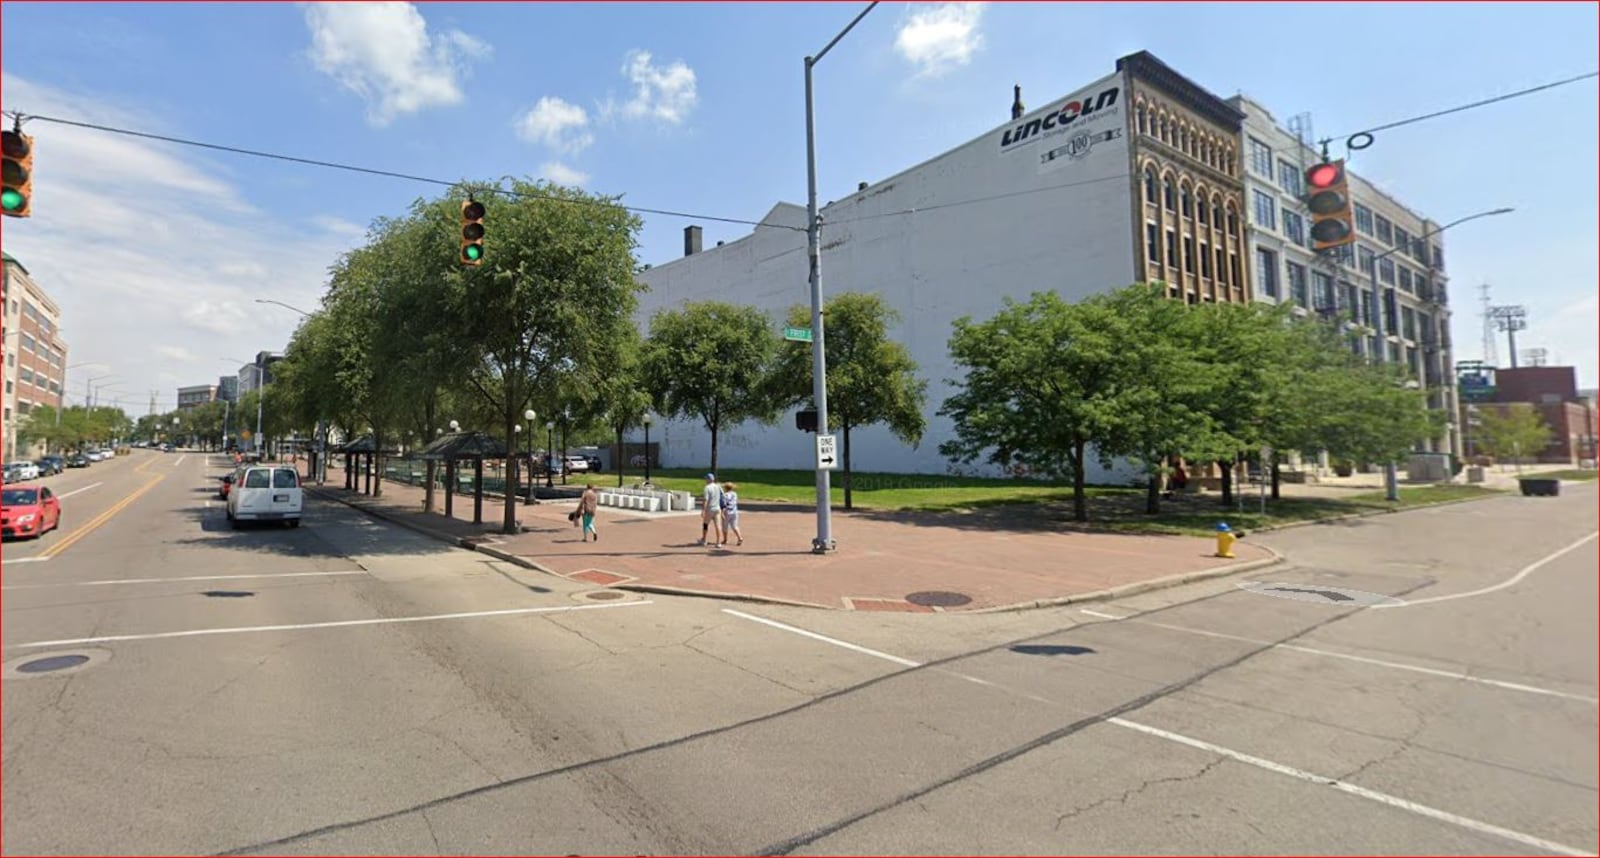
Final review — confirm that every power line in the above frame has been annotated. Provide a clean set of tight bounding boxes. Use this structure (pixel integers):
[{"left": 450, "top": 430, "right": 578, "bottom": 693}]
[
  {"left": 3, "top": 111, "right": 804, "bottom": 233},
  {"left": 1324, "top": 70, "right": 1598, "bottom": 147}
]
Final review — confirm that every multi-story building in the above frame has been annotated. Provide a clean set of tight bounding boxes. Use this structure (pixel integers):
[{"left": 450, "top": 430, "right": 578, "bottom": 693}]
[
  {"left": 237, "top": 351, "right": 282, "bottom": 395},
  {"left": 1232, "top": 96, "right": 1459, "bottom": 460},
  {"left": 177, "top": 385, "right": 218, "bottom": 410},
  {"left": 2, "top": 251, "right": 68, "bottom": 461},
  {"left": 1462, "top": 366, "right": 1598, "bottom": 464},
  {"left": 217, "top": 375, "right": 239, "bottom": 404}
]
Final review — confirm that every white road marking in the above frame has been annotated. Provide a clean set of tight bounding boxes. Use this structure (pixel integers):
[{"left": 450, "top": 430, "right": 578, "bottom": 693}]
[
  {"left": 174, "top": 455, "right": 187, "bottom": 467},
  {"left": 1374, "top": 531, "right": 1599, "bottom": 609},
  {"left": 1080, "top": 609, "right": 1124, "bottom": 620},
  {"left": 722, "top": 609, "right": 923, "bottom": 667},
  {"left": 1107, "top": 718, "right": 1597, "bottom": 858},
  {"left": 724, "top": 609, "right": 1597, "bottom": 857},
  {"left": 57, "top": 482, "right": 103, "bottom": 499},
  {"left": 2, "top": 570, "right": 368, "bottom": 590},
  {"left": 4, "top": 557, "right": 49, "bottom": 564},
  {"left": 14, "top": 600, "right": 652, "bottom": 648},
  {"left": 1133, "top": 621, "right": 1598, "bottom": 705}
]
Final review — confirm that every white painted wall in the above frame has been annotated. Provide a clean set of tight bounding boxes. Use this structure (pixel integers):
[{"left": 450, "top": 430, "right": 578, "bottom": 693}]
[{"left": 637, "top": 71, "right": 1141, "bottom": 484}]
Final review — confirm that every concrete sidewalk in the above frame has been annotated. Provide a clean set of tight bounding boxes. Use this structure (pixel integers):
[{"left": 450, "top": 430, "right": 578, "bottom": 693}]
[{"left": 306, "top": 463, "right": 1279, "bottom": 613}]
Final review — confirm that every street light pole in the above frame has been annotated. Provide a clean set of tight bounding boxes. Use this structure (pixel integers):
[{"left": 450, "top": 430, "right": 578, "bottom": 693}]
[
  {"left": 803, "top": 0, "right": 877, "bottom": 555},
  {"left": 1363, "top": 206, "right": 1513, "bottom": 501}
]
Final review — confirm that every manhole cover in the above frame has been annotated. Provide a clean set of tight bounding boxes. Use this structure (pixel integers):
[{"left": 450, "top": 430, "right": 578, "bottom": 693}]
[
  {"left": 17, "top": 655, "right": 89, "bottom": 673},
  {"left": 584, "top": 590, "right": 626, "bottom": 601},
  {"left": 1236, "top": 581, "right": 1405, "bottom": 607},
  {"left": 905, "top": 591, "right": 973, "bottom": 608}
]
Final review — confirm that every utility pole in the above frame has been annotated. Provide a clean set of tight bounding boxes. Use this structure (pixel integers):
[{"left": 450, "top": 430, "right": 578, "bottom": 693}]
[{"left": 1478, "top": 284, "right": 1496, "bottom": 367}]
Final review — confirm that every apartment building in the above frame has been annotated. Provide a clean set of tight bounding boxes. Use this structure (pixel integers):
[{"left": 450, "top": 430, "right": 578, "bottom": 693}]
[
  {"left": 1231, "top": 96, "right": 1460, "bottom": 460},
  {"left": 177, "top": 385, "right": 218, "bottom": 410},
  {"left": 2, "top": 251, "right": 68, "bottom": 461}
]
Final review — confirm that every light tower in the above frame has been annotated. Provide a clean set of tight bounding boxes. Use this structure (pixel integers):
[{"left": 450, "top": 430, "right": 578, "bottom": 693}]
[{"left": 1489, "top": 305, "right": 1528, "bottom": 368}]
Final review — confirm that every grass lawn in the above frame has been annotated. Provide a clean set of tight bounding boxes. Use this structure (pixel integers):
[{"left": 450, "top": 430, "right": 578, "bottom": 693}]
[
  {"left": 1536, "top": 469, "right": 1599, "bottom": 482},
  {"left": 620, "top": 468, "right": 1505, "bottom": 537}
]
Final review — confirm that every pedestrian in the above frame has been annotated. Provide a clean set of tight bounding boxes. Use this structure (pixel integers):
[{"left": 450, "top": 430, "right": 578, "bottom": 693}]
[
  {"left": 579, "top": 482, "right": 599, "bottom": 542},
  {"left": 699, "top": 473, "right": 724, "bottom": 546},
  {"left": 720, "top": 482, "right": 743, "bottom": 546}
]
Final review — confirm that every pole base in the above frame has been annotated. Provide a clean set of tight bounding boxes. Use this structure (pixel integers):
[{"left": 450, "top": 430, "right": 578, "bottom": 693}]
[{"left": 811, "top": 538, "right": 836, "bottom": 554}]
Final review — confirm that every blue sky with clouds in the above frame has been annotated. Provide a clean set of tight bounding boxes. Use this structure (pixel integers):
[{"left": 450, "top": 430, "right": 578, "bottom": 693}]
[{"left": 1, "top": 1, "right": 1595, "bottom": 410}]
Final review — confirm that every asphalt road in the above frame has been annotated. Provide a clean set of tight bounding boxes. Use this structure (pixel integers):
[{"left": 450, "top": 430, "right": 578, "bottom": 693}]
[{"left": 3, "top": 449, "right": 1595, "bottom": 856}]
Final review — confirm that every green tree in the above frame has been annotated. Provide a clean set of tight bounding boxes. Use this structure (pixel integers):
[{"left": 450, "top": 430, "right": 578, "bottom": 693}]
[
  {"left": 578, "top": 319, "right": 652, "bottom": 487},
  {"left": 1477, "top": 404, "right": 1553, "bottom": 468},
  {"left": 641, "top": 300, "right": 782, "bottom": 474},
  {"left": 771, "top": 292, "right": 927, "bottom": 509},
  {"left": 940, "top": 291, "right": 1128, "bottom": 522},
  {"left": 1310, "top": 362, "right": 1442, "bottom": 465}
]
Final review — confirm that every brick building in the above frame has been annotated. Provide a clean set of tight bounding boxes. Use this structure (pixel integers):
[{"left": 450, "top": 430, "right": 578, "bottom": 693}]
[{"left": 1464, "top": 366, "right": 1597, "bottom": 464}]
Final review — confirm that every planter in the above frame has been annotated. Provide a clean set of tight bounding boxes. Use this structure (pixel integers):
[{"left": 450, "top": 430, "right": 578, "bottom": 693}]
[
  {"left": 1518, "top": 477, "right": 1560, "bottom": 497},
  {"left": 1333, "top": 464, "right": 1354, "bottom": 478}
]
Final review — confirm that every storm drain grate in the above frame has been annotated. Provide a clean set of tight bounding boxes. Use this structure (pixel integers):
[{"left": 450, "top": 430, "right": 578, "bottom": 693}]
[
  {"left": 17, "top": 655, "right": 90, "bottom": 674},
  {"left": 584, "top": 590, "right": 626, "bottom": 601},
  {"left": 202, "top": 591, "right": 255, "bottom": 598},
  {"left": 905, "top": 591, "right": 973, "bottom": 608}
]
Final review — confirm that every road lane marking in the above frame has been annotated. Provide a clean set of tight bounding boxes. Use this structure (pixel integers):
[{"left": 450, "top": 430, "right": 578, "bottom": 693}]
[
  {"left": 1107, "top": 718, "right": 1596, "bottom": 857},
  {"left": 174, "top": 455, "right": 187, "bottom": 467},
  {"left": 1132, "top": 621, "right": 1597, "bottom": 705},
  {"left": 2, "top": 570, "right": 368, "bottom": 590},
  {"left": 1080, "top": 609, "right": 1123, "bottom": 620},
  {"left": 57, "top": 482, "right": 103, "bottom": 499},
  {"left": 13, "top": 600, "right": 652, "bottom": 648},
  {"left": 721, "top": 608, "right": 922, "bottom": 667},
  {"left": 723, "top": 609, "right": 1597, "bottom": 857},
  {"left": 37, "top": 474, "right": 166, "bottom": 560},
  {"left": 4, "top": 558, "right": 49, "bottom": 564},
  {"left": 1373, "top": 531, "right": 1599, "bottom": 609}
]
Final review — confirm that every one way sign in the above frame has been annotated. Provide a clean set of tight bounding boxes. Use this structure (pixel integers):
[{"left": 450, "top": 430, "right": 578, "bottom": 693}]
[{"left": 816, "top": 434, "right": 838, "bottom": 470}]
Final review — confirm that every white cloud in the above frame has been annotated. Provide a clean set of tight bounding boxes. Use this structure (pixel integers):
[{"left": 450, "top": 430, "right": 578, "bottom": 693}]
[
  {"left": 303, "top": 2, "right": 490, "bottom": 126},
  {"left": 0, "top": 74, "right": 348, "bottom": 417},
  {"left": 894, "top": 3, "right": 986, "bottom": 78},
  {"left": 539, "top": 161, "right": 590, "bottom": 187},
  {"left": 310, "top": 214, "right": 367, "bottom": 238},
  {"left": 514, "top": 96, "right": 594, "bottom": 154},
  {"left": 606, "top": 50, "right": 698, "bottom": 125}
]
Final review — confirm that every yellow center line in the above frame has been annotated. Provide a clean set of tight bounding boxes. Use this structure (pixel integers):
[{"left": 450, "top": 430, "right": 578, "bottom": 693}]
[{"left": 38, "top": 472, "right": 166, "bottom": 560}]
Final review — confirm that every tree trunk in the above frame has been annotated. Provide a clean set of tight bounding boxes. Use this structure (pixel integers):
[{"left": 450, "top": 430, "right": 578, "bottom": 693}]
[
  {"left": 424, "top": 459, "right": 437, "bottom": 513},
  {"left": 843, "top": 422, "right": 853, "bottom": 510},
  {"left": 616, "top": 426, "right": 625, "bottom": 488},
  {"left": 371, "top": 427, "right": 384, "bottom": 499},
  {"left": 1217, "top": 458, "right": 1233, "bottom": 506},
  {"left": 502, "top": 412, "right": 518, "bottom": 535},
  {"left": 1270, "top": 456, "right": 1281, "bottom": 501},
  {"left": 709, "top": 422, "right": 720, "bottom": 474},
  {"left": 1071, "top": 439, "right": 1088, "bottom": 522},
  {"left": 1145, "top": 472, "right": 1161, "bottom": 514}
]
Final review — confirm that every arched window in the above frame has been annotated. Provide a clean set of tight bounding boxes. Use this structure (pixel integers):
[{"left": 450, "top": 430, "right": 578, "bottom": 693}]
[
  {"left": 1178, "top": 125, "right": 1188, "bottom": 153},
  {"left": 1163, "top": 176, "right": 1177, "bottom": 211},
  {"left": 1158, "top": 114, "right": 1169, "bottom": 143},
  {"left": 1195, "top": 186, "right": 1210, "bottom": 224},
  {"left": 1136, "top": 103, "right": 1148, "bottom": 136},
  {"left": 1200, "top": 139, "right": 1211, "bottom": 166},
  {"left": 1179, "top": 182, "right": 1192, "bottom": 218},
  {"left": 1143, "top": 166, "right": 1158, "bottom": 203},
  {"left": 1224, "top": 147, "right": 1236, "bottom": 176},
  {"left": 1212, "top": 195, "right": 1224, "bottom": 229},
  {"left": 1226, "top": 205, "right": 1239, "bottom": 236}
]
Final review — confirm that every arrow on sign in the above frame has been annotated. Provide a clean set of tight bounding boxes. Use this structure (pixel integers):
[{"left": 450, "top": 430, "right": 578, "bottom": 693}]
[
  {"left": 820, "top": 456, "right": 835, "bottom": 465},
  {"left": 1266, "top": 586, "right": 1354, "bottom": 602}
]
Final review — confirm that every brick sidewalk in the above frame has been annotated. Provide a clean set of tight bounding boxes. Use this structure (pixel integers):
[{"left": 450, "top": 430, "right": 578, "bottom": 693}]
[{"left": 308, "top": 463, "right": 1278, "bottom": 613}]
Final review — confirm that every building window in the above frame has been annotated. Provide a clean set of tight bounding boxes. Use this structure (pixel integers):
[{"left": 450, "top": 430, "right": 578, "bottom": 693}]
[
  {"left": 1384, "top": 290, "right": 1398, "bottom": 332},
  {"left": 1312, "top": 270, "right": 1335, "bottom": 310},
  {"left": 1286, "top": 262, "right": 1309, "bottom": 308},
  {"left": 3, "top": 380, "right": 9, "bottom": 395},
  {"left": 1248, "top": 137, "right": 1272, "bottom": 176},
  {"left": 1255, "top": 248, "right": 1279, "bottom": 298},
  {"left": 17, "top": 401, "right": 30, "bottom": 416},
  {"left": 1431, "top": 244, "right": 1444, "bottom": 270},
  {"left": 1394, "top": 226, "right": 1411, "bottom": 252},
  {"left": 1226, "top": 208, "right": 1239, "bottom": 236},
  {"left": 1277, "top": 160, "right": 1303, "bottom": 197},
  {"left": 1398, "top": 267, "right": 1414, "bottom": 294},
  {"left": 1378, "top": 257, "right": 1396, "bottom": 284},
  {"left": 1200, "top": 242, "right": 1212, "bottom": 278},
  {"left": 1183, "top": 236, "right": 1196, "bottom": 273},
  {"left": 1357, "top": 245, "right": 1376, "bottom": 275},
  {"left": 1216, "top": 248, "right": 1227, "bottom": 283},
  {"left": 1146, "top": 223, "right": 1160, "bottom": 263},
  {"left": 1283, "top": 211, "right": 1305, "bottom": 246},
  {"left": 48, "top": 379, "right": 60, "bottom": 394},
  {"left": 1250, "top": 190, "right": 1276, "bottom": 230},
  {"left": 1163, "top": 177, "right": 1176, "bottom": 211},
  {"left": 1406, "top": 346, "right": 1419, "bottom": 373},
  {"left": 1197, "top": 197, "right": 1209, "bottom": 224},
  {"left": 1212, "top": 197, "right": 1224, "bottom": 229},
  {"left": 1166, "top": 229, "right": 1178, "bottom": 268},
  {"left": 1229, "top": 253, "right": 1241, "bottom": 288},
  {"left": 1402, "top": 306, "right": 1417, "bottom": 340},
  {"left": 1374, "top": 215, "right": 1393, "bottom": 245},
  {"left": 1354, "top": 204, "right": 1374, "bottom": 235},
  {"left": 1224, "top": 147, "right": 1235, "bottom": 176},
  {"left": 1136, "top": 104, "right": 1148, "bottom": 136},
  {"left": 20, "top": 332, "right": 35, "bottom": 352},
  {"left": 1144, "top": 168, "right": 1158, "bottom": 204},
  {"left": 1180, "top": 186, "right": 1192, "bottom": 218}
]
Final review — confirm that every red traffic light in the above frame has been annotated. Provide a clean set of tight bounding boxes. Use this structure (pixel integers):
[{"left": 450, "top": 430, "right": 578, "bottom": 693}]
[{"left": 1307, "top": 162, "right": 1342, "bottom": 189}]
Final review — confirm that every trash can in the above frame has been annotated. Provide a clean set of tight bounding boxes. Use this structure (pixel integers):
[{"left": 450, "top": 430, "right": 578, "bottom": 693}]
[{"left": 1518, "top": 477, "right": 1561, "bottom": 497}]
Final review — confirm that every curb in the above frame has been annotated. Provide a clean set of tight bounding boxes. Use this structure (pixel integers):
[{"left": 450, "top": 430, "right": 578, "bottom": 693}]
[
  {"left": 967, "top": 550, "right": 1285, "bottom": 614},
  {"left": 1243, "top": 489, "right": 1510, "bottom": 535}
]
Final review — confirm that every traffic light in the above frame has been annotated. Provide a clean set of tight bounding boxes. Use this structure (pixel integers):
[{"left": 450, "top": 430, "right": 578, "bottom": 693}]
[
  {"left": 459, "top": 199, "right": 485, "bottom": 265},
  {"left": 795, "top": 409, "right": 818, "bottom": 433},
  {"left": 2, "top": 129, "right": 34, "bottom": 218},
  {"left": 1305, "top": 159, "right": 1354, "bottom": 252}
]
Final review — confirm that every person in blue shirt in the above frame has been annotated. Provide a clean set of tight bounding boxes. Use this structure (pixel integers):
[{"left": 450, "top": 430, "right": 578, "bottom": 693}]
[{"left": 719, "top": 482, "right": 743, "bottom": 547}]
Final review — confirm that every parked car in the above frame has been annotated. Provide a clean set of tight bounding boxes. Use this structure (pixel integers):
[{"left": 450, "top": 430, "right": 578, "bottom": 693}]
[
  {"left": 35, "top": 456, "right": 65, "bottom": 476},
  {"left": 226, "top": 464, "right": 303, "bottom": 528},
  {"left": 563, "top": 454, "right": 591, "bottom": 474},
  {"left": 66, "top": 453, "right": 91, "bottom": 468},
  {"left": 6, "top": 462, "right": 41, "bottom": 481},
  {"left": 2, "top": 484, "right": 62, "bottom": 539}
]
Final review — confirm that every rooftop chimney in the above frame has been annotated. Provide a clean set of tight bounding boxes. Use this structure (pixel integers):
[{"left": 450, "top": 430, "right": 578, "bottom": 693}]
[
  {"left": 858, "top": 181, "right": 869, "bottom": 191},
  {"left": 1011, "top": 84, "right": 1024, "bottom": 120},
  {"left": 684, "top": 225, "right": 703, "bottom": 256}
]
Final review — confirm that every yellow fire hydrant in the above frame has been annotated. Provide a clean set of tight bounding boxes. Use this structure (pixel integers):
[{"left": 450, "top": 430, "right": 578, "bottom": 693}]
[{"left": 1214, "top": 522, "right": 1237, "bottom": 558}]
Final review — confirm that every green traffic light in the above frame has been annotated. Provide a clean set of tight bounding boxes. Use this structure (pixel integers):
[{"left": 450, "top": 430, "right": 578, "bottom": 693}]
[
  {"left": 464, "top": 244, "right": 482, "bottom": 261},
  {"left": 1, "top": 189, "right": 24, "bottom": 211}
]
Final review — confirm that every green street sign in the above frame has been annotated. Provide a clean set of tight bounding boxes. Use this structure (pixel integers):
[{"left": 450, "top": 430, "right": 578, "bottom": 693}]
[{"left": 784, "top": 327, "right": 813, "bottom": 343}]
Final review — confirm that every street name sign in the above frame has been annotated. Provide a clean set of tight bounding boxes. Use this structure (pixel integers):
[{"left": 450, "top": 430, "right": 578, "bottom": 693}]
[{"left": 784, "top": 327, "right": 813, "bottom": 343}]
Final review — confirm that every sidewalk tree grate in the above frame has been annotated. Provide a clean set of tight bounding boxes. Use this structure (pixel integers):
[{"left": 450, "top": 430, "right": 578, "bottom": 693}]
[
  {"left": 17, "top": 655, "right": 90, "bottom": 674},
  {"left": 905, "top": 590, "right": 973, "bottom": 607},
  {"left": 584, "top": 590, "right": 626, "bottom": 601}
]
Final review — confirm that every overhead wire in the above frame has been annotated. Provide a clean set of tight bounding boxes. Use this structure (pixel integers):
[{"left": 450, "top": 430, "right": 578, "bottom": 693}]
[{"left": 1322, "top": 69, "right": 1598, "bottom": 145}]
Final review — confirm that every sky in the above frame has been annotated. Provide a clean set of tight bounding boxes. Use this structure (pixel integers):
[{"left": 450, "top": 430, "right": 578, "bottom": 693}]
[{"left": 1, "top": 1, "right": 1595, "bottom": 417}]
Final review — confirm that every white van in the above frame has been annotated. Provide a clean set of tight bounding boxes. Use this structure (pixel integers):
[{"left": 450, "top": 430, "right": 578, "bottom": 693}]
[{"left": 226, "top": 464, "right": 303, "bottom": 528}]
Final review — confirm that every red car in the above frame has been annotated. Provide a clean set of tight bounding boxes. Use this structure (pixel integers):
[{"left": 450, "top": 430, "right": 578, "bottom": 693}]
[{"left": 2, "top": 485, "right": 62, "bottom": 540}]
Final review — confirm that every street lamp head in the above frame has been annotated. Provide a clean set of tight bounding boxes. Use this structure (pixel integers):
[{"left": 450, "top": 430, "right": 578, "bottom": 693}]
[
  {"left": 514, "top": 424, "right": 522, "bottom": 434},
  {"left": 448, "top": 419, "right": 460, "bottom": 431},
  {"left": 643, "top": 414, "right": 653, "bottom": 427},
  {"left": 524, "top": 408, "right": 536, "bottom": 422},
  {"left": 546, "top": 420, "right": 554, "bottom": 429},
  {"left": 1489, "top": 207, "right": 1515, "bottom": 216}
]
